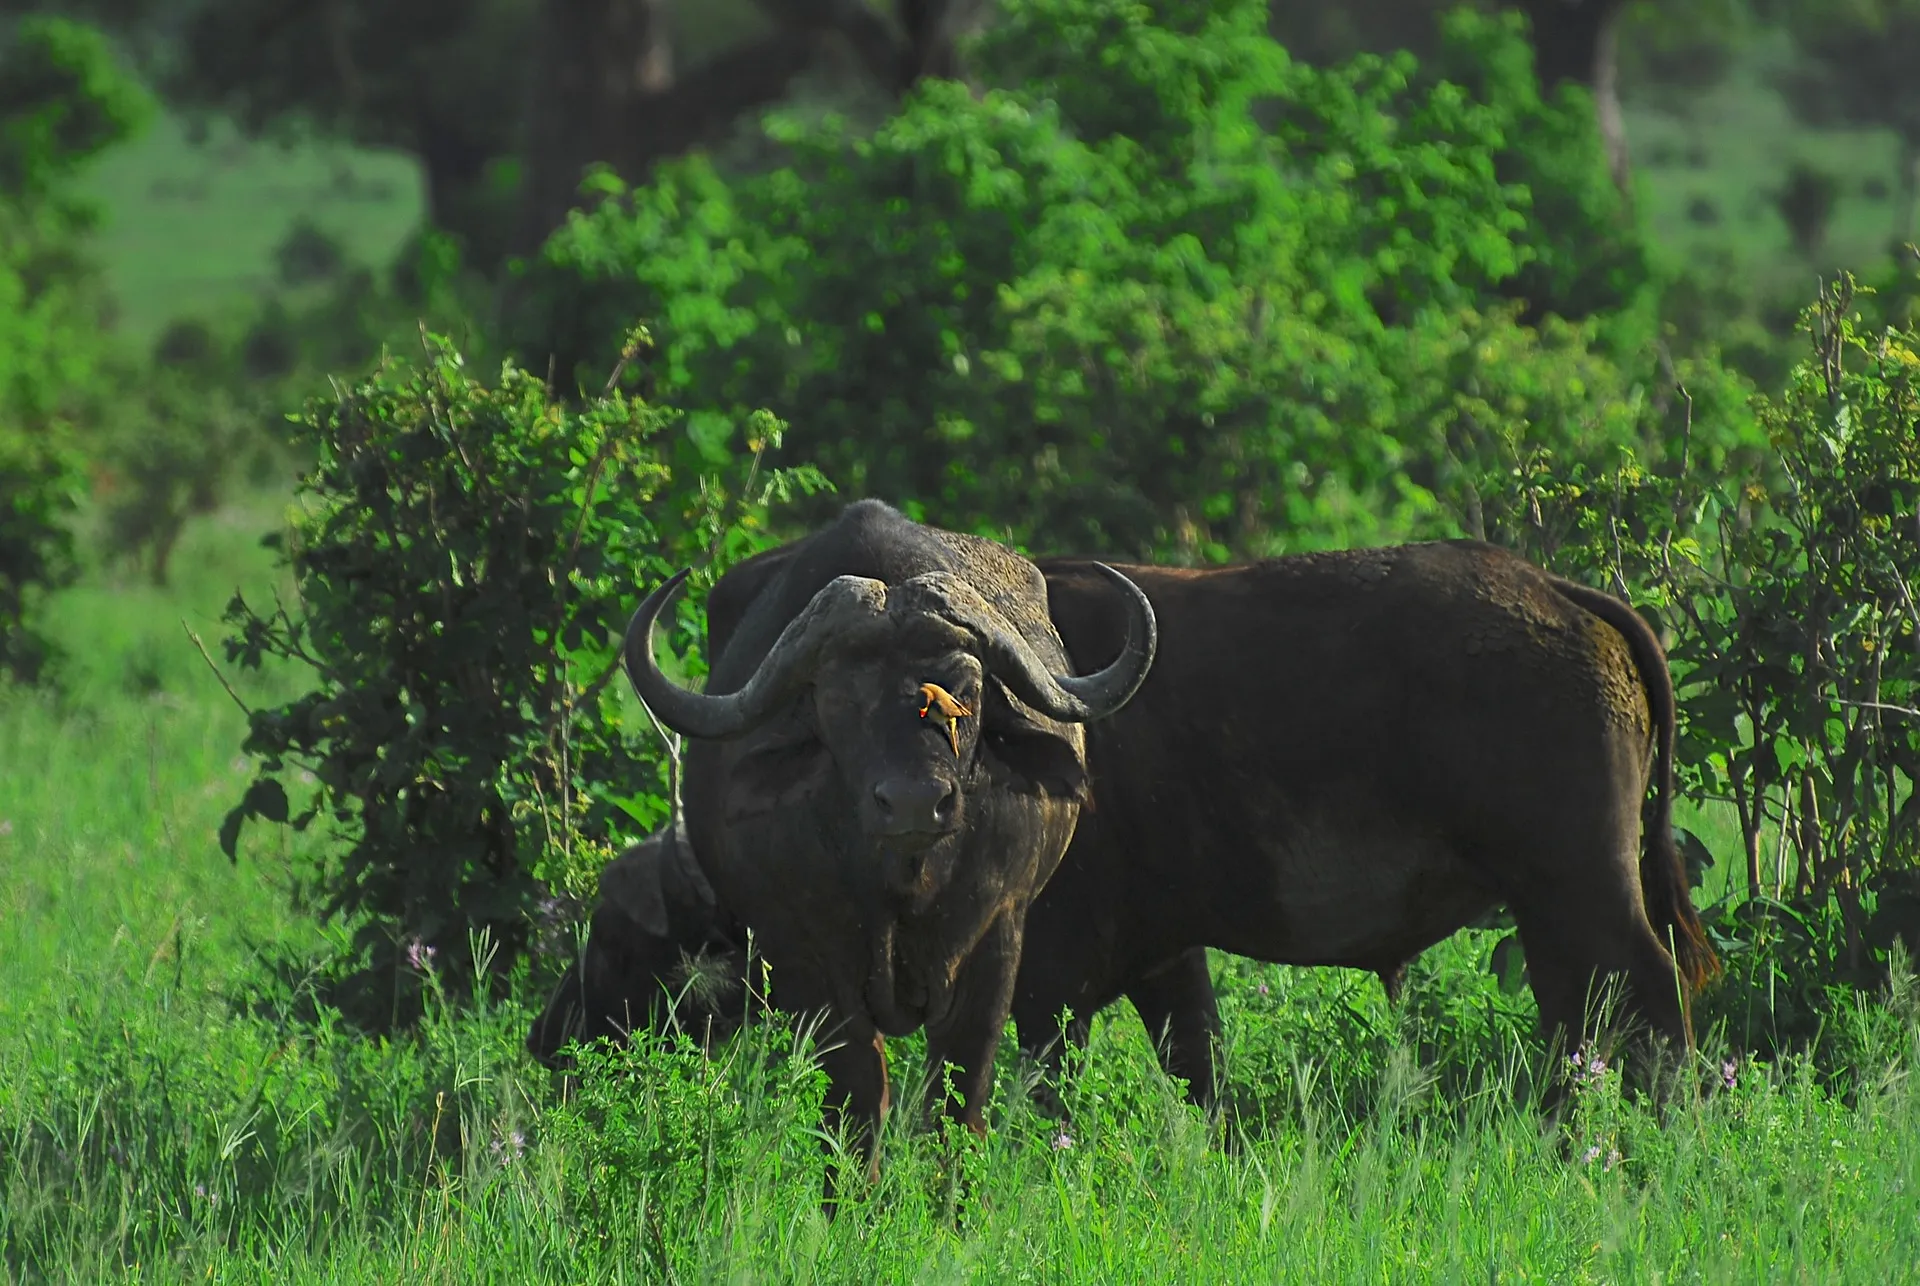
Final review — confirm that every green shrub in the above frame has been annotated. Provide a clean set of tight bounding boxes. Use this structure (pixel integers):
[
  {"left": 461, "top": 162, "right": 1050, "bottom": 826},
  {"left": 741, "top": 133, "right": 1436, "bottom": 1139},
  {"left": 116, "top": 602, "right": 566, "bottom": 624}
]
[
  {"left": 218, "top": 331, "right": 826, "bottom": 1023},
  {"left": 0, "top": 427, "right": 80, "bottom": 684},
  {"left": 515, "top": 0, "right": 1698, "bottom": 560}
]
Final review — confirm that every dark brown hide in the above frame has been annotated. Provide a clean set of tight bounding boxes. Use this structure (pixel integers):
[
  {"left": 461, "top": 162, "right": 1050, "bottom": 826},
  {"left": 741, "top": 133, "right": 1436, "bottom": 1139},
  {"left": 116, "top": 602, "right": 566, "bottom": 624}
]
[
  {"left": 629, "top": 500, "right": 1154, "bottom": 1190},
  {"left": 1015, "top": 541, "right": 1715, "bottom": 1104}
]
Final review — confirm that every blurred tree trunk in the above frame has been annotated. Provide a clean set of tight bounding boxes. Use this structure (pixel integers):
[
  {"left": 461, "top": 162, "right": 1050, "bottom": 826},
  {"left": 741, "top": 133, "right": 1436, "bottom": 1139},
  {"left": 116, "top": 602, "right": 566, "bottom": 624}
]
[
  {"left": 1899, "top": 135, "right": 1920, "bottom": 250},
  {"left": 514, "top": 0, "right": 986, "bottom": 258},
  {"left": 1520, "top": 0, "right": 1631, "bottom": 196},
  {"left": 417, "top": 117, "right": 495, "bottom": 253},
  {"left": 518, "top": 0, "right": 681, "bottom": 258}
]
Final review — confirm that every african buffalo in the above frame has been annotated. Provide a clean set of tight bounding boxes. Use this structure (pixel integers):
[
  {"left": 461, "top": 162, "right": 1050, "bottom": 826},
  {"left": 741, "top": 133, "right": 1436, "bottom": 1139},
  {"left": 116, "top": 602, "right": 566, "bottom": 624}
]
[
  {"left": 526, "top": 819, "right": 746, "bottom": 1068},
  {"left": 621, "top": 500, "right": 1157, "bottom": 1180},
  {"left": 534, "top": 537, "right": 1709, "bottom": 1131},
  {"left": 1014, "top": 541, "right": 1717, "bottom": 1102}
]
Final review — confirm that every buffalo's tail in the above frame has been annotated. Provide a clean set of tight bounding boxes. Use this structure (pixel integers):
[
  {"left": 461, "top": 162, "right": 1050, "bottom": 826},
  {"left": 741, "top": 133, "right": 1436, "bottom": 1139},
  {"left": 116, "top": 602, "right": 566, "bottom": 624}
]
[{"left": 1552, "top": 578, "right": 1720, "bottom": 999}]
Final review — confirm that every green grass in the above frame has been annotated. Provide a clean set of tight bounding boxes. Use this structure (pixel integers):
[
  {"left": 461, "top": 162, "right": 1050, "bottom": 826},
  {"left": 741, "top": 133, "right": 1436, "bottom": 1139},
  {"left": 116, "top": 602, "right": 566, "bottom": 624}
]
[
  {"left": 6, "top": 500, "right": 1920, "bottom": 1281},
  {"left": 76, "top": 113, "right": 424, "bottom": 346}
]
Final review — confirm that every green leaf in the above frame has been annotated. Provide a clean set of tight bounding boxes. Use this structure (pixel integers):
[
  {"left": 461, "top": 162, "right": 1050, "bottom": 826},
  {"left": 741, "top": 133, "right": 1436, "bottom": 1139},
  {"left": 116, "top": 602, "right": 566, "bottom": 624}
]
[{"left": 1490, "top": 932, "right": 1528, "bottom": 995}]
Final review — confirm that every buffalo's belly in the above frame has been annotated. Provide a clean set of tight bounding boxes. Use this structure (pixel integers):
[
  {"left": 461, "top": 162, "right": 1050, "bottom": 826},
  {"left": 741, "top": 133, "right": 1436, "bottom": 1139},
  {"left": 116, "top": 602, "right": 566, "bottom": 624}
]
[{"left": 1209, "top": 818, "right": 1496, "bottom": 967}]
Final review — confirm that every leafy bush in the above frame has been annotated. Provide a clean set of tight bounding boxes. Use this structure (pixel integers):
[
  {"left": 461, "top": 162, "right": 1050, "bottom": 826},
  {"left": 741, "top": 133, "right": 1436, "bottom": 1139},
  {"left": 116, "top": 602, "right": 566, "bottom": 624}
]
[
  {"left": 218, "top": 331, "right": 825, "bottom": 1023},
  {"left": 515, "top": 0, "right": 1710, "bottom": 560}
]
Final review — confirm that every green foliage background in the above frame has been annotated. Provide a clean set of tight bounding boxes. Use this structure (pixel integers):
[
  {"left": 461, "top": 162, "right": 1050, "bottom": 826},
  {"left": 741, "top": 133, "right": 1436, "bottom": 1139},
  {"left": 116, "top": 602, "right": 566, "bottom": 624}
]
[
  {"left": 0, "top": 17, "right": 150, "bottom": 680},
  {"left": 521, "top": 2, "right": 1728, "bottom": 560}
]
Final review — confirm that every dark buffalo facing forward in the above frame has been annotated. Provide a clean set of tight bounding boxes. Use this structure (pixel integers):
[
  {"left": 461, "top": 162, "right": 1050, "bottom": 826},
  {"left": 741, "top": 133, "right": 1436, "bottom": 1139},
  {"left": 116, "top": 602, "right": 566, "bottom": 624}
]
[
  {"left": 1014, "top": 541, "right": 1717, "bottom": 1101},
  {"left": 621, "top": 501, "right": 1156, "bottom": 1181}
]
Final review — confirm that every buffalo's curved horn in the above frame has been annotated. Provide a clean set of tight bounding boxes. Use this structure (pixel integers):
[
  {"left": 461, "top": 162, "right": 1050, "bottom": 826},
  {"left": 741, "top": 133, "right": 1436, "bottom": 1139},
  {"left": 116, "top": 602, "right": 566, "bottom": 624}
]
[
  {"left": 897, "top": 564, "right": 1156, "bottom": 723},
  {"left": 994, "top": 562, "right": 1157, "bottom": 722},
  {"left": 624, "top": 569, "right": 887, "bottom": 739}
]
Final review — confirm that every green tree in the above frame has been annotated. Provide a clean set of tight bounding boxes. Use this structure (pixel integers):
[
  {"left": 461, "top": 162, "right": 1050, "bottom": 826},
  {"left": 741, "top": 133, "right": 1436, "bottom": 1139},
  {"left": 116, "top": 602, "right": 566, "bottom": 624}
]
[
  {"left": 520, "top": 0, "right": 1727, "bottom": 560},
  {"left": 0, "top": 16, "right": 151, "bottom": 681}
]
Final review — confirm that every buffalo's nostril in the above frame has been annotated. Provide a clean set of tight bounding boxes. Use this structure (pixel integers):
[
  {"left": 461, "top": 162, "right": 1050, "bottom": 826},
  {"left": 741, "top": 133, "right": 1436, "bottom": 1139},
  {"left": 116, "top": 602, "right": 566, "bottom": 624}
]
[{"left": 932, "top": 784, "right": 957, "bottom": 825}]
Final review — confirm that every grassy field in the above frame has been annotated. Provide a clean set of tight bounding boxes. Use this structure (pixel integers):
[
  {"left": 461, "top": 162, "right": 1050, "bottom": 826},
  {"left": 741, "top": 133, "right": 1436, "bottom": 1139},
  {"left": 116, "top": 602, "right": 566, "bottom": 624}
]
[
  {"left": 77, "top": 113, "right": 424, "bottom": 346},
  {"left": 5, "top": 498, "right": 1920, "bottom": 1282}
]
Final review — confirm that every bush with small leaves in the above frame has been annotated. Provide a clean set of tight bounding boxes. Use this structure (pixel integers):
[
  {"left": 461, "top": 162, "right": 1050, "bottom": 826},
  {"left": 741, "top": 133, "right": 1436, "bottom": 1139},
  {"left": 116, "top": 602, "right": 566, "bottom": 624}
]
[{"left": 218, "top": 330, "right": 826, "bottom": 1024}]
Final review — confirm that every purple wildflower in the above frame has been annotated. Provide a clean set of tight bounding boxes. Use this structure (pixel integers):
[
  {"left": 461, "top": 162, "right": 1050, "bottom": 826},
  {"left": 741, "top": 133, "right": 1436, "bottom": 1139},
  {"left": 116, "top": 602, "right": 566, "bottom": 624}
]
[
  {"left": 1582, "top": 1145, "right": 1602, "bottom": 1165},
  {"left": 1721, "top": 1059, "right": 1738, "bottom": 1090},
  {"left": 1569, "top": 1048, "right": 1608, "bottom": 1087},
  {"left": 1052, "top": 1131, "right": 1074, "bottom": 1151},
  {"left": 1256, "top": 981, "right": 1269, "bottom": 997},
  {"left": 490, "top": 1130, "right": 527, "bottom": 1163},
  {"left": 404, "top": 938, "right": 437, "bottom": 972}
]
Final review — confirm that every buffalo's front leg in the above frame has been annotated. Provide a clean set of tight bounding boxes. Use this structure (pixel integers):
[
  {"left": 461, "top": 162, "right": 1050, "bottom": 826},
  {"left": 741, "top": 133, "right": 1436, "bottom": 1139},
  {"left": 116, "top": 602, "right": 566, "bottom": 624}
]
[
  {"left": 817, "top": 1012, "right": 890, "bottom": 1205},
  {"left": 922, "top": 914, "right": 1024, "bottom": 1133}
]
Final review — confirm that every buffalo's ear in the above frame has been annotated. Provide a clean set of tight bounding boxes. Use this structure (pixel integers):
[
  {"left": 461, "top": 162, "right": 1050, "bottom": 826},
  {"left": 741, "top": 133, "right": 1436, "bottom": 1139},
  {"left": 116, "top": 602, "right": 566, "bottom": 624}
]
[
  {"left": 982, "top": 724, "right": 1089, "bottom": 800},
  {"left": 979, "top": 679, "right": 1089, "bottom": 799},
  {"left": 725, "top": 735, "right": 834, "bottom": 819}
]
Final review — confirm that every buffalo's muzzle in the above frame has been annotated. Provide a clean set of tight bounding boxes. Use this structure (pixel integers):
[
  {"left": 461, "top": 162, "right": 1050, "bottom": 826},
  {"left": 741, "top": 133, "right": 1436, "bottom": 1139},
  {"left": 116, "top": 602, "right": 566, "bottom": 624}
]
[{"left": 868, "top": 775, "right": 958, "bottom": 841}]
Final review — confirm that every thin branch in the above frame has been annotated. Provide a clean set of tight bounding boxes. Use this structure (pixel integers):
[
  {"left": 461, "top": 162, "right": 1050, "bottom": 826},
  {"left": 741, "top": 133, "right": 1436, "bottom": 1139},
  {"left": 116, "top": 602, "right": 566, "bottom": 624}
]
[
  {"left": 182, "top": 621, "right": 254, "bottom": 717},
  {"left": 1886, "top": 556, "right": 1920, "bottom": 661},
  {"left": 1834, "top": 698, "right": 1920, "bottom": 720},
  {"left": 634, "top": 682, "right": 685, "bottom": 827}
]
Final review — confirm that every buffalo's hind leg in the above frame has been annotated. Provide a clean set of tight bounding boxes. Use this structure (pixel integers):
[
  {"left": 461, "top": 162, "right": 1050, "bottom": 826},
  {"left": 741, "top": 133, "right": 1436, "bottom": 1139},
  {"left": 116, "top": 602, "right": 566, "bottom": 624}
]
[
  {"left": 1125, "top": 948, "right": 1222, "bottom": 1111},
  {"left": 1515, "top": 882, "right": 1693, "bottom": 1117}
]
